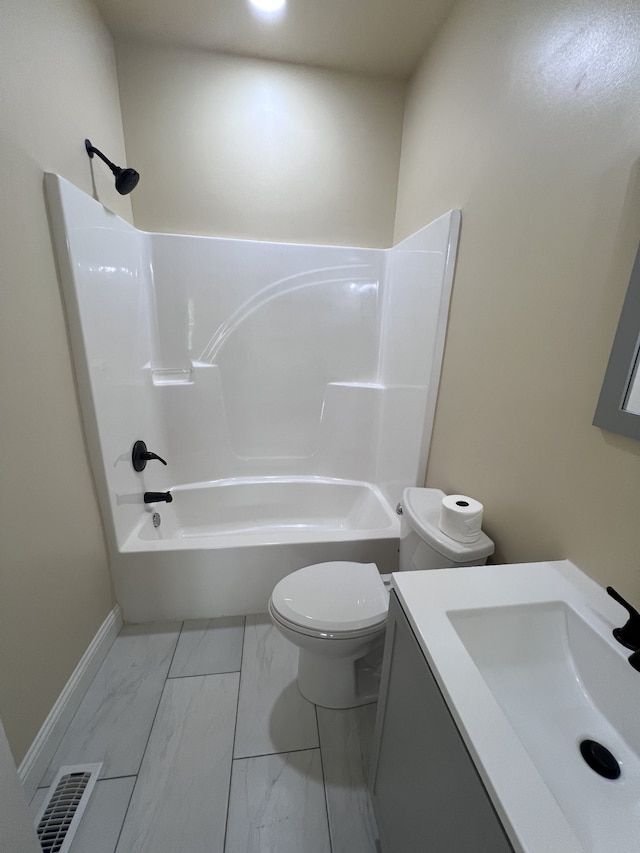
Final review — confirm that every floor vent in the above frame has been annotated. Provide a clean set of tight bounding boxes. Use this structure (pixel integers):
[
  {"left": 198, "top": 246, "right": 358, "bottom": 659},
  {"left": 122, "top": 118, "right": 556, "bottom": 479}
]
[{"left": 35, "top": 763, "right": 102, "bottom": 853}]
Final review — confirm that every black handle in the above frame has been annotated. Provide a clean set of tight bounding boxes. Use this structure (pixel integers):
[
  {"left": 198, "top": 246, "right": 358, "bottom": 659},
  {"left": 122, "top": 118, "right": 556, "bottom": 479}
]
[
  {"left": 143, "top": 491, "right": 173, "bottom": 504},
  {"left": 132, "top": 440, "right": 167, "bottom": 472},
  {"left": 607, "top": 586, "right": 640, "bottom": 651}
]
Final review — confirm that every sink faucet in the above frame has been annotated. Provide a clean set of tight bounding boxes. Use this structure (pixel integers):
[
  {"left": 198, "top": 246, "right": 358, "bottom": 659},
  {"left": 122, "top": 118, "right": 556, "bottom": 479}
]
[
  {"left": 607, "top": 586, "right": 640, "bottom": 652},
  {"left": 144, "top": 491, "right": 173, "bottom": 504}
]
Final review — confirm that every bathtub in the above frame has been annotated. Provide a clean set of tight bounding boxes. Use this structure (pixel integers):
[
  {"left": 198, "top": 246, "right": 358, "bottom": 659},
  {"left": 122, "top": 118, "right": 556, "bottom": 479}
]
[{"left": 112, "top": 478, "right": 400, "bottom": 622}]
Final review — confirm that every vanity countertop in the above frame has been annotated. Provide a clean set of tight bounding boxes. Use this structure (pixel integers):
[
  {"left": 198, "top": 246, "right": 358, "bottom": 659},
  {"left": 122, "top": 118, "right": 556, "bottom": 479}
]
[{"left": 391, "top": 560, "right": 632, "bottom": 853}]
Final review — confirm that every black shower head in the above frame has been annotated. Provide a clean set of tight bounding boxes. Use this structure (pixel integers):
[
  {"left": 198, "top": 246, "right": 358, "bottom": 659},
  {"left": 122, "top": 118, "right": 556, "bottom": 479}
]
[
  {"left": 85, "top": 139, "right": 140, "bottom": 195},
  {"left": 113, "top": 167, "right": 140, "bottom": 195}
]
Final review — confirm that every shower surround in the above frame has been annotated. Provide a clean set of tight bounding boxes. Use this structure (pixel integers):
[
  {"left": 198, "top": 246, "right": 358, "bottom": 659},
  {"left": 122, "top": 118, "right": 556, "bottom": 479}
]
[{"left": 45, "top": 174, "right": 460, "bottom": 621}]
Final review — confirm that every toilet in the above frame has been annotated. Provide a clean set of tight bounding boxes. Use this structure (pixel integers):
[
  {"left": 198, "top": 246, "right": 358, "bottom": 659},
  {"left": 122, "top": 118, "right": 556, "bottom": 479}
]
[{"left": 268, "top": 487, "right": 495, "bottom": 709}]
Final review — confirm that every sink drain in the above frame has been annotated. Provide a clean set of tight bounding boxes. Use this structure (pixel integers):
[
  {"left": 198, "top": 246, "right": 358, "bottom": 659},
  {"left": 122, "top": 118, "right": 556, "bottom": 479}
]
[{"left": 579, "top": 739, "right": 620, "bottom": 780}]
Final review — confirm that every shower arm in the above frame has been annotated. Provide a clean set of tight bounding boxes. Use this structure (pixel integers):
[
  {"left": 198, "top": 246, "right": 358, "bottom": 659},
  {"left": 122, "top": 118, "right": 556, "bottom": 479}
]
[{"left": 85, "top": 140, "right": 119, "bottom": 174}]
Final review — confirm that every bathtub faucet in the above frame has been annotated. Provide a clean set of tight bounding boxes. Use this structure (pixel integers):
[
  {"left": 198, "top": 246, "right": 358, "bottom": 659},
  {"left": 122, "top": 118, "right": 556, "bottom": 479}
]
[{"left": 144, "top": 491, "right": 173, "bottom": 504}]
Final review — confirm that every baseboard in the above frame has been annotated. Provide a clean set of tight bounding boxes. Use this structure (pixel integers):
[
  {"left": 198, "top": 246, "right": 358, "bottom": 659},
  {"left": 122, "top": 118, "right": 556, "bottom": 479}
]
[{"left": 18, "top": 604, "right": 123, "bottom": 802}]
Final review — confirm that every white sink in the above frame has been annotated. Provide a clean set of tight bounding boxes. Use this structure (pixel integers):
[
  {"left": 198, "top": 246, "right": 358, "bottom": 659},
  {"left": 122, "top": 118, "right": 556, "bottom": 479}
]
[
  {"left": 391, "top": 560, "right": 640, "bottom": 853},
  {"left": 449, "top": 601, "right": 640, "bottom": 853}
]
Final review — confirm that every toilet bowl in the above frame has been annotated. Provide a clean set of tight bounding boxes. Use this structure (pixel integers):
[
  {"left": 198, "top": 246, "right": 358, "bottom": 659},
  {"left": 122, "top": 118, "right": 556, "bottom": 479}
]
[
  {"left": 269, "top": 488, "right": 495, "bottom": 709},
  {"left": 268, "top": 561, "right": 388, "bottom": 708}
]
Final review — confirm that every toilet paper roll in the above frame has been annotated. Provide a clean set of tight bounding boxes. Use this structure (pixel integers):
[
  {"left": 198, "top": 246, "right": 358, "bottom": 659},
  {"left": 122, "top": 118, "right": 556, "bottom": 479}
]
[{"left": 439, "top": 494, "right": 484, "bottom": 544}]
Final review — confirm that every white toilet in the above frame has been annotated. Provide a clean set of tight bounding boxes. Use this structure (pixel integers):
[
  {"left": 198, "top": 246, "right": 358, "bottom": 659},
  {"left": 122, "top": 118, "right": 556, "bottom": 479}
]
[{"left": 268, "top": 487, "right": 494, "bottom": 709}]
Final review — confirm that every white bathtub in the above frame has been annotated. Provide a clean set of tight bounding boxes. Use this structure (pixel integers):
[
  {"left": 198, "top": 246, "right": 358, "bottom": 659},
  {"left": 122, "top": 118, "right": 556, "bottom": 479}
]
[{"left": 113, "top": 478, "right": 400, "bottom": 622}]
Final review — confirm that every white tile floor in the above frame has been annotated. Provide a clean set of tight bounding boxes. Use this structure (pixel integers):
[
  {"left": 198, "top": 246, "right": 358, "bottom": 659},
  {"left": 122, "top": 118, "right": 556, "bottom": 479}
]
[{"left": 30, "top": 615, "right": 380, "bottom": 853}]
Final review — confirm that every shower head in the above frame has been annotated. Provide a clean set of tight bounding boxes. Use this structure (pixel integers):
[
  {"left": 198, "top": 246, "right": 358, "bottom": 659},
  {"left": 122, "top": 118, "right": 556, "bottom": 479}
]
[
  {"left": 85, "top": 139, "right": 140, "bottom": 195},
  {"left": 114, "top": 167, "right": 140, "bottom": 195}
]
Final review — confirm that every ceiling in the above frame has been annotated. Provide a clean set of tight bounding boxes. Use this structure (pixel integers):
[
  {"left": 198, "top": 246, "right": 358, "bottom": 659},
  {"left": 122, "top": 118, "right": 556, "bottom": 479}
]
[{"left": 92, "top": 0, "right": 457, "bottom": 78}]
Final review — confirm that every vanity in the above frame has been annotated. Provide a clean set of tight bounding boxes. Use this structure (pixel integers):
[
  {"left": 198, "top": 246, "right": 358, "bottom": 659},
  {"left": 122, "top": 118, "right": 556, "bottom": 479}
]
[{"left": 369, "top": 561, "right": 640, "bottom": 853}]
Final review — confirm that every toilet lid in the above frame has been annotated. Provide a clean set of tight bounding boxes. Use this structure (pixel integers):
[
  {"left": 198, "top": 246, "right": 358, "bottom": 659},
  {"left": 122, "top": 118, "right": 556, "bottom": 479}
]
[{"left": 271, "top": 562, "right": 388, "bottom": 633}]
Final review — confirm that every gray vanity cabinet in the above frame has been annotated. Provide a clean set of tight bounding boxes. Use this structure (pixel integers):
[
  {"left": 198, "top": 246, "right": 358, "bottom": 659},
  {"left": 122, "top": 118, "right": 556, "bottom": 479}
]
[{"left": 370, "top": 591, "right": 515, "bottom": 853}]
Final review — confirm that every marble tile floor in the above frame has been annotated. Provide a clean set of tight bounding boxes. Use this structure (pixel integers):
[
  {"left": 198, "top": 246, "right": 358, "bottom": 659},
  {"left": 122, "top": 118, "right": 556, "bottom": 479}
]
[{"left": 30, "top": 615, "right": 380, "bottom": 853}]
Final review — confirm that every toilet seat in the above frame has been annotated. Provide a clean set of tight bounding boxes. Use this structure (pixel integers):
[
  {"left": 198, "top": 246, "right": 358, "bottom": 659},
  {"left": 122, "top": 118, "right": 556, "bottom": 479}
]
[
  {"left": 270, "top": 561, "right": 388, "bottom": 637},
  {"left": 269, "top": 600, "right": 386, "bottom": 641}
]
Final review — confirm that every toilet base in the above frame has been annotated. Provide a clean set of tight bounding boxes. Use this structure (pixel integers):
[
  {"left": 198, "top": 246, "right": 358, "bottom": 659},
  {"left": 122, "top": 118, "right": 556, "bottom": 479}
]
[{"left": 296, "top": 640, "right": 384, "bottom": 709}]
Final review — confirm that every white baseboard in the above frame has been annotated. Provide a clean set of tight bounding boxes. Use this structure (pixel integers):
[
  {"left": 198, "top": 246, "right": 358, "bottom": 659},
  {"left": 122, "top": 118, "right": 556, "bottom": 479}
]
[{"left": 18, "top": 605, "right": 123, "bottom": 802}]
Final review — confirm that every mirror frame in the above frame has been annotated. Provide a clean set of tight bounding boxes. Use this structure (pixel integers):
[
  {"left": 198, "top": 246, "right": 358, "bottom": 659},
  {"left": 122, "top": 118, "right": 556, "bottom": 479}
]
[{"left": 593, "top": 240, "right": 640, "bottom": 440}]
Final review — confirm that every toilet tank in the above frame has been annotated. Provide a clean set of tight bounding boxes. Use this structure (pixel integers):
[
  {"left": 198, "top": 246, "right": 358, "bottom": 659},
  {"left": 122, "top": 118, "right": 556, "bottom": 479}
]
[{"left": 399, "top": 488, "right": 494, "bottom": 571}]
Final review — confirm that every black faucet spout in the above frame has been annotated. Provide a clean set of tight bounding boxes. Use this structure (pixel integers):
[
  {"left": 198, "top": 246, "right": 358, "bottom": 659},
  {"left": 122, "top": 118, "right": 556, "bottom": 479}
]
[{"left": 144, "top": 491, "right": 173, "bottom": 504}]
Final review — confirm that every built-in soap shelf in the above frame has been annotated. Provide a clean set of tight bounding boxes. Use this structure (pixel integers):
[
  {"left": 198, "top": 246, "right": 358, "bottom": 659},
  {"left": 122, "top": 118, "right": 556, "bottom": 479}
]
[
  {"left": 151, "top": 368, "right": 194, "bottom": 386},
  {"left": 149, "top": 362, "right": 218, "bottom": 386},
  {"left": 328, "top": 381, "right": 386, "bottom": 390}
]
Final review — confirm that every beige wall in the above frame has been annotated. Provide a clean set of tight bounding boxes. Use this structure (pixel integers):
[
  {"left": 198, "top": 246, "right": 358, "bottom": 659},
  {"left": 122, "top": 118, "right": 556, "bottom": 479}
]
[
  {"left": 396, "top": 0, "right": 640, "bottom": 600},
  {"left": 115, "top": 40, "right": 406, "bottom": 247},
  {"left": 0, "top": 0, "right": 131, "bottom": 763}
]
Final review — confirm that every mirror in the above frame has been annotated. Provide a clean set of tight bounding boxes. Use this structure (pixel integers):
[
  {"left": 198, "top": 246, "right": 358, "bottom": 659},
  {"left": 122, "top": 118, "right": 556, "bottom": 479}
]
[{"left": 593, "top": 240, "right": 640, "bottom": 439}]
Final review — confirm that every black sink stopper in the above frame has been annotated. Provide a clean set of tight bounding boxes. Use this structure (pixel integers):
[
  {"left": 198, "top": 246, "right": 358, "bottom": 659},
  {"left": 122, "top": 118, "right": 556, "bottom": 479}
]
[{"left": 579, "top": 739, "right": 620, "bottom": 780}]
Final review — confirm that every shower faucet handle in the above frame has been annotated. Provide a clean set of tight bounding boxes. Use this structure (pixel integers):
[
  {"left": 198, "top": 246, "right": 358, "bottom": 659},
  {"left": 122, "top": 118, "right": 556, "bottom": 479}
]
[{"left": 132, "top": 440, "right": 167, "bottom": 472}]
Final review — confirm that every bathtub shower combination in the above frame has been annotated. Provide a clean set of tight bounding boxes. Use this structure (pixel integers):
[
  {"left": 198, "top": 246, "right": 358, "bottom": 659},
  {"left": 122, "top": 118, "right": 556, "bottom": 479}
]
[{"left": 46, "top": 174, "right": 460, "bottom": 621}]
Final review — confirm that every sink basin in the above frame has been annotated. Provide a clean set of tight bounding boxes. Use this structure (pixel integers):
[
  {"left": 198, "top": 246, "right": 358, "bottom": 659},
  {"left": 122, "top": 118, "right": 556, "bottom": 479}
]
[
  {"left": 391, "top": 561, "right": 640, "bottom": 852},
  {"left": 448, "top": 600, "right": 640, "bottom": 853}
]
